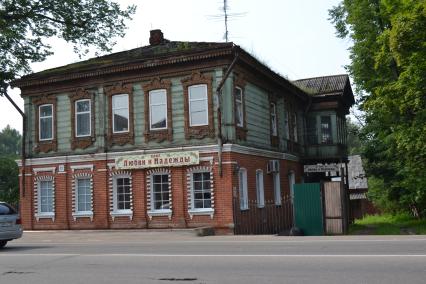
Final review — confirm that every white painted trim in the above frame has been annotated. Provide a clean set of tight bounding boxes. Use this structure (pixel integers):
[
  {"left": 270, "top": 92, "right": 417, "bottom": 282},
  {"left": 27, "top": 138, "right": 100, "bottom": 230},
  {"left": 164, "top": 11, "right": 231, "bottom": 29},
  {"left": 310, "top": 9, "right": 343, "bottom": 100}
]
[
  {"left": 33, "top": 167, "right": 56, "bottom": 174},
  {"left": 72, "top": 212, "right": 94, "bottom": 221},
  {"left": 35, "top": 213, "right": 55, "bottom": 221},
  {"left": 188, "top": 209, "right": 214, "bottom": 219},
  {"left": 199, "top": 156, "right": 214, "bottom": 164},
  {"left": 17, "top": 144, "right": 300, "bottom": 166},
  {"left": 70, "top": 164, "right": 94, "bottom": 172},
  {"left": 110, "top": 211, "right": 133, "bottom": 221},
  {"left": 147, "top": 209, "right": 172, "bottom": 220},
  {"left": 97, "top": 169, "right": 108, "bottom": 172}
]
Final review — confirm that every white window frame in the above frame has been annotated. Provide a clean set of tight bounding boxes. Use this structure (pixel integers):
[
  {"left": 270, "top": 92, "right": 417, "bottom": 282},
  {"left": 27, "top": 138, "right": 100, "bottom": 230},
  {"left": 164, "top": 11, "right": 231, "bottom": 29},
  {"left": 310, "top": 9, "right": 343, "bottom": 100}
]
[
  {"left": 35, "top": 179, "right": 55, "bottom": 220},
  {"left": 75, "top": 99, "right": 91, "bottom": 137},
  {"left": 285, "top": 111, "right": 290, "bottom": 139},
  {"left": 293, "top": 113, "right": 298, "bottom": 142},
  {"left": 112, "top": 174, "right": 132, "bottom": 214},
  {"left": 235, "top": 87, "right": 244, "bottom": 127},
  {"left": 75, "top": 177, "right": 92, "bottom": 214},
  {"left": 288, "top": 171, "right": 296, "bottom": 203},
  {"left": 149, "top": 89, "right": 168, "bottom": 130},
  {"left": 273, "top": 172, "right": 281, "bottom": 205},
  {"left": 39, "top": 104, "right": 54, "bottom": 141},
  {"left": 150, "top": 172, "right": 171, "bottom": 213},
  {"left": 188, "top": 84, "right": 208, "bottom": 127},
  {"left": 271, "top": 102, "right": 278, "bottom": 136},
  {"left": 112, "top": 94, "right": 129, "bottom": 134},
  {"left": 256, "top": 169, "right": 265, "bottom": 208},
  {"left": 190, "top": 171, "right": 213, "bottom": 211},
  {"left": 239, "top": 168, "right": 248, "bottom": 210}
]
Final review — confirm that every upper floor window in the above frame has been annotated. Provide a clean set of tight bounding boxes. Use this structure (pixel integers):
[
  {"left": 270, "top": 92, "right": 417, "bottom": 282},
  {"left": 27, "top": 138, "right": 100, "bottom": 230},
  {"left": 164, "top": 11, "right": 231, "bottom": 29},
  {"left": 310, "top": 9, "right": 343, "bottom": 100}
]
[
  {"left": 321, "top": 116, "right": 332, "bottom": 144},
  {"left": 149, "top": 89, "right": 167, "bottom": 130},
  {"left": 188, "top": 84, "right": 208, "bottom": 126},
  {"left": 75, "top": 99, "right": 91, "bottom": 137},
  {"left": 307, "top": 116, "right": 318, "bottom": 144},
  {"left": 285, "top": 111, "right": 290, "bottom": 139},
  {"left": 270, "top": 102, "right": 278, "bottom": 136},
  {"left": 292, "top": 113, "right": 298, "bottom": 142},
  {"left": 234, "top": 87, "right": 244, "bottom": 127},
  {"left": 112, "top": 94, "right": 129, "bottom": 133},
  {"left": 39, "top": 104, "right": 54, "bottom": 141}
]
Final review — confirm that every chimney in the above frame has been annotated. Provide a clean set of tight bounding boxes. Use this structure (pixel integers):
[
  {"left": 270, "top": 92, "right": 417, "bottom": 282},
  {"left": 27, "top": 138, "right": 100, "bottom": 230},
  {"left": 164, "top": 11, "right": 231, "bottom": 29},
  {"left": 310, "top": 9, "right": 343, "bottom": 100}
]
[{"left": 149, "top": 29, "right": 164, "bottom": 45}]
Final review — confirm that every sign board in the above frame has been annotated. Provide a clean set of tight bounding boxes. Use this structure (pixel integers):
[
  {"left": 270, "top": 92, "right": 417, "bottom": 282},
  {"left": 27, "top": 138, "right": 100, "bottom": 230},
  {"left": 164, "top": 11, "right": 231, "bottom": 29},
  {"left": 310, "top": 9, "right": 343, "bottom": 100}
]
[
  {"left": 304, "top": 164, "right": 340, "bottom": 173},
  {"left": 115, "top": 151, "right": 199, "bottom": 170}
]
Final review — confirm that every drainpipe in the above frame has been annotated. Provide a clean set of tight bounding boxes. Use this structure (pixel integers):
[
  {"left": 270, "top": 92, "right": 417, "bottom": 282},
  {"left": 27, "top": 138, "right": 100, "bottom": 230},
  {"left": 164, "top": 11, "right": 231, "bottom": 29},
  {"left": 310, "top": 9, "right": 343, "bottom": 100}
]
[
  {"left": 215, "top": 49, "right": 239, "bottom": 177},
  {"left": 2, "top": 91, "right": 26, "bottom": 197}
]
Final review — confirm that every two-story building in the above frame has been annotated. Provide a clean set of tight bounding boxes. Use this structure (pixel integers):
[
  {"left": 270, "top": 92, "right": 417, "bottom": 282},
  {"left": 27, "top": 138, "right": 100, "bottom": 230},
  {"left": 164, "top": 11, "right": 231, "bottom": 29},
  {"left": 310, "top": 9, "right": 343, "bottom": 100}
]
[{"left": 12, "top": 30, "right": 354, "bottom": 233}]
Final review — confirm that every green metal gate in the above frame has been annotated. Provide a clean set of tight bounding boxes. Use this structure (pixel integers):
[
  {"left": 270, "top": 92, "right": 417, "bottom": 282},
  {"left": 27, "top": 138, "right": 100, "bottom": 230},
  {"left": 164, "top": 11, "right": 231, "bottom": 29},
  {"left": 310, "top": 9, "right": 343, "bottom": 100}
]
[{"left": 293, "top": 183, "right": 324, "bottom": 236}]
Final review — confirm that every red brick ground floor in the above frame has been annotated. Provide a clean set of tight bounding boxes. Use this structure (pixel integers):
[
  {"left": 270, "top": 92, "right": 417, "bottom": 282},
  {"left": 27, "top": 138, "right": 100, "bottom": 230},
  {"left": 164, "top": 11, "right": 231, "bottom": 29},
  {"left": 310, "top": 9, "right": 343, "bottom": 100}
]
[{"left": 18, "top": 144, "right": 302, "bottom": 232}]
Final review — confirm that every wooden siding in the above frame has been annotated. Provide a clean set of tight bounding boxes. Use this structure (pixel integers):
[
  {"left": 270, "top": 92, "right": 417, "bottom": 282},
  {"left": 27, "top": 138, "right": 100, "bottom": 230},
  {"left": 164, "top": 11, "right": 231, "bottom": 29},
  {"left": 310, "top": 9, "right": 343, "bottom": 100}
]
[{"left": 26, "top": 70, "right": 221, "bottom": 157}]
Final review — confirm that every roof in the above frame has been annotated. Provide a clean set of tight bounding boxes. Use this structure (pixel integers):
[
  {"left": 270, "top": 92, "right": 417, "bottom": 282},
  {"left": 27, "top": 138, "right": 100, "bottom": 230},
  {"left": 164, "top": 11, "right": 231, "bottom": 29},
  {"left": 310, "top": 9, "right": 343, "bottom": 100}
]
[
  {"left": 292, "top": 74, "right": 349, "bottom": 96},
  {"left": 14, "top": 41, "right": 233, "bottom": 86},
  {"left": 348, "top": 155, "right": 368, "bottom": 190}
]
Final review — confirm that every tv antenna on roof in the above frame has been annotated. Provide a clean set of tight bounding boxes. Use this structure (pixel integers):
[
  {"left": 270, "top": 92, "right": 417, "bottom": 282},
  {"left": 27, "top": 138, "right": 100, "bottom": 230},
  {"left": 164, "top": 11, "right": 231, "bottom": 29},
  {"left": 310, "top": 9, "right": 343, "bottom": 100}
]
[{"left": 207, "top": 0, "right": 246, "bottom": 42}]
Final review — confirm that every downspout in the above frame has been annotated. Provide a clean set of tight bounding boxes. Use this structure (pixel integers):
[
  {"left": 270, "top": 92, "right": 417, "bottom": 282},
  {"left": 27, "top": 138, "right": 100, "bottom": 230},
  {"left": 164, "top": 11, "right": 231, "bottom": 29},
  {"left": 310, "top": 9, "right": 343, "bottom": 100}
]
[
  {"left": 2, "top": 91, "right": 26, "bottom": 197},
  {"left": 215, "top": 49, "right": 239, "bottom": 177}
]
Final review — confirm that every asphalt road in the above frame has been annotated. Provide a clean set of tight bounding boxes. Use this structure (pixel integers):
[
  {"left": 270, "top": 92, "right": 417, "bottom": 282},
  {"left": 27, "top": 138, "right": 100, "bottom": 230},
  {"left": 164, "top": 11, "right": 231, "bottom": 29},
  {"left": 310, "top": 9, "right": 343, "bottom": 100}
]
[{"left": 1, "top": 231, "right": 425, "bottom": 284}]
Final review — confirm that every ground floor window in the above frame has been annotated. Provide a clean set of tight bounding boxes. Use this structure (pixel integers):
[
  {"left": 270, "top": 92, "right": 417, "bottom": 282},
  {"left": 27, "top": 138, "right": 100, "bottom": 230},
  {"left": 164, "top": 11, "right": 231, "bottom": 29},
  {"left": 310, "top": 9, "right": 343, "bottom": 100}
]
[
  {"left": 151, "top": 173, "right": 170, "bottom": 210},
  {"left": 256, "top": 169, "right": 265, "bottom": 208},
  {"left": 239, "top": 168, "right": 248, "bottom": 210},
  {"left": 39, "top": 180, "right": 54, "bottom": 213},
  {"left": 191, "top": 172, "right": 212, "bottom": 209},
  {"left": 273, "top": 173, "right": 281, "bottom": 205},
  {"left": 76, "top": 178, "right": 92, "bottom": 213}
]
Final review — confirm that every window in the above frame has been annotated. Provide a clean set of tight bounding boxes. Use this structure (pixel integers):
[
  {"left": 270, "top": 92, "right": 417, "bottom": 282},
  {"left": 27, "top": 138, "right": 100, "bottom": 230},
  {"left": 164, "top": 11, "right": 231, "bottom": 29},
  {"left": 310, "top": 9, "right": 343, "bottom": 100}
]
[
  {"left": 321, "top": 116, "right": 332, "bottom": 144},
  {"left": 292, "top": 113, "right": 298, "bottom": 142},
  {"left": 75, "top": 99, "right": 91, "bottom": 137},
  {"left": 271, "top": 102, "right": 278, "bottom": 136},
  {"left": 76, "top": 178, "right": 92, "bottom": 213},
  {"left": 191, "top": 172, "right": 212, "bottom": 209},
  {"left": 112, "top": 94, "right": 129, "bottom": 133},
  {"left": 114, "top": 177, "right": 131, "bottom": 211},
  {"left": 149, "top": 89, "right": 167, "bottom": 130},
  {"left": 234, "top": 87, "right": 244, "bottom": 127},
  {"left": 285, "top": 111, "right": 290, "bottom": 139},
  {"left": 188, "top": 84, "right": 208, "bottom": 126},
  {"left": 288, "top": 171, "right": 296, "bottom": 203},
  {"left": 273, "top": 173, "right": 281, "bottom": 205},
  {"left": 307, "top": 116, "right": 318, "bottom": 144},
  {"left": 256, "top": 170, "right": 265, "bottom": 208},
  {"left": 39, "top": 180, "right": 54, "bottom": 213},
  {"left": 39, "top": 104, "right": 53, "bottom": 141},
  {"left": 151, "top": 174, "right": 170, "bottom": 210},
  {"left": 238, "top": 168, "right": 248, "bottom": 210}
]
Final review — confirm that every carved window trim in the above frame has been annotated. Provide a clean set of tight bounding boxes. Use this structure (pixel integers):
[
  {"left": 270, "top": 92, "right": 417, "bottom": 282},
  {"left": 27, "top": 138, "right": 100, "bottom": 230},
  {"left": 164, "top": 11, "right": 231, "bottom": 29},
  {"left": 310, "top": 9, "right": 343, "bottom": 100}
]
[
  {"left": 69, "top": 88, "right": 96, "bottom": 150},
  {"left": 181, "top": 72, "right": 215, "bottom": 140},
  {"left": 269, "top": 95, "right": 279, "bottom": 147},
  {"left": 143, "top": 78, "right": 173, "bottom": 142},
  {"left": 234, "top": 74, "right": 247, "bottom": 140},
  {"left": 105, "top": 83, "right": 134, "bottom": 146},
  {"left": 32, "top": 95, "right": 57, "bottom": 153}
]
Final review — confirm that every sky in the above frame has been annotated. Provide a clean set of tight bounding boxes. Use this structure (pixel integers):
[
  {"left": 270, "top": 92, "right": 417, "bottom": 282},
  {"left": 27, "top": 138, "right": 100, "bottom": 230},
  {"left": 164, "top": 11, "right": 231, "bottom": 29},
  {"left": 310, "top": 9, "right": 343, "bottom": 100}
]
[{"left": 0, "top": 0, "right": 351, "bottom": 133}]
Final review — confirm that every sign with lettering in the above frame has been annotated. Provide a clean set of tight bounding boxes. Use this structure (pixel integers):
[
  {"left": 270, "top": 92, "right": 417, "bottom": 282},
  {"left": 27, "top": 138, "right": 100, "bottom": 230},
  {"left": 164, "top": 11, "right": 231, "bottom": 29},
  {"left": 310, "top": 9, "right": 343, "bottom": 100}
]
[
  {"left": 115, "top": 151, "right": 199, "bottom": 169},
  {"left": 304, "top": 164, "right": 340, "bottom": 173}
]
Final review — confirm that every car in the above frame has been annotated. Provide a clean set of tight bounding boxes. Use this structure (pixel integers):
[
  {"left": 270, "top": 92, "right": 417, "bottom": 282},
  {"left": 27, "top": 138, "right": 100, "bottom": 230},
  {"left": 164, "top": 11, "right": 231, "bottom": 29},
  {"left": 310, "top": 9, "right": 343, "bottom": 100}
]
[{"left": 0, "top": 202, "right": 23, "bottom": 248}]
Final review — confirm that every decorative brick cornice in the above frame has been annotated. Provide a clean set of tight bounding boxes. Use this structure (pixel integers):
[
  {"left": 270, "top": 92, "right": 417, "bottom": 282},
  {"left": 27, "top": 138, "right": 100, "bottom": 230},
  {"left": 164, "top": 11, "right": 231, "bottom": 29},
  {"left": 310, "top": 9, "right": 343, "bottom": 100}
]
[
  {"left": 69, "top": 88, "right": 96, "bottom": 150},
  {"left": 105, "top": 83, "right": 134, "bottom": 146},
  {"left": 234, "top": 73, "right": 248, "bottom": 141},
  {"left": 142, "top": 77, "right": 173, "bottom": 142},
  {"left": 181, "top": 72, "right": 215, "bottom": 140},
  {"left": 32, "top": 95, "right": 57, "bottom": 153}
]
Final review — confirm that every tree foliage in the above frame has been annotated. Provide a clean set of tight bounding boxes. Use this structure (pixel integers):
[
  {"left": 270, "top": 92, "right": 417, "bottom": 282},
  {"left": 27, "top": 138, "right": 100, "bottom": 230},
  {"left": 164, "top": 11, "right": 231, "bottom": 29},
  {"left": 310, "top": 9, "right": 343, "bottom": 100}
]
[
  {"left": 0, "top": 125, "right": 21, "bottom": 205},
  {"left": 0, "top": 0, "right": 136, "bottom": 94},
  {"left": 330, "top": 0, "right": 426, "bottom": 216},
  {"left": 0, "top": 125, "right": 21, "bottom": 157}
]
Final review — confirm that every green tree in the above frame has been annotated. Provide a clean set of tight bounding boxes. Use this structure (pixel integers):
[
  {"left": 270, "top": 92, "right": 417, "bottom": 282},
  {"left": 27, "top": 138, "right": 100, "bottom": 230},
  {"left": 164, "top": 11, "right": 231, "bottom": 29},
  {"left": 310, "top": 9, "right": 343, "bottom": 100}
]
[
  {"left": 0, "top": 157, "right": 19, "bottom": 206},
  {"left": 329, "top": 0, "right": 426, "bottom": 216},
  {"left": 0, "top": 125, "right": 21, "bottom": 157},
  {"left": 0, "top": 0, "right": 136, "bottom": 94}
]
